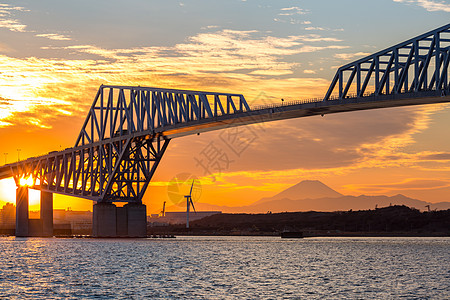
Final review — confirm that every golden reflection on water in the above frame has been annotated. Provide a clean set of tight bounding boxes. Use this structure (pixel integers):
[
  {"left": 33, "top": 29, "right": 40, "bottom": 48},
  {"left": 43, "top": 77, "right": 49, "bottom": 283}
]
[{"left": 0, "top": 236, "right": 448, "bottom": 298}]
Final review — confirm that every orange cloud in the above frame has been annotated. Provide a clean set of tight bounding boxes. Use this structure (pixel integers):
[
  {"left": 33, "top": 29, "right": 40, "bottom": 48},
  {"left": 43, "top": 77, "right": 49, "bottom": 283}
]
[
  {"left": 0, "top": 29, "right": 346, "bottom": 129},
  {"left": 334, "top": 52, "right": 371, "bottom": 60},
  {"left": 393, "top": 0, "right": 450, "bottom": 13},
  {"left": 343, "top": 178, "right": 450, "bottom": 194},
  {"left": 0, "top": 4, "right": 28, "bottom": 32},
  {"left": 35, "top": 33, "right": 72, "bottom": 41}
]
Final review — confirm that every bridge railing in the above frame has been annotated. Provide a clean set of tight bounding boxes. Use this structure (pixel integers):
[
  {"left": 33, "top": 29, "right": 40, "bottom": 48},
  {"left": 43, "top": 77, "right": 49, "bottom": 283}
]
[
  {"left": 324, "top": 23, "right": 450, "bottom": 101},
  {"left": 250, "top": 87, "right": 448, "bottom": 112},
  {"left": 75, "top": 85, "right": 250, "bottom": 146},
  {"left": 250, "top": 96, "right": 324, "bottom": 111}
]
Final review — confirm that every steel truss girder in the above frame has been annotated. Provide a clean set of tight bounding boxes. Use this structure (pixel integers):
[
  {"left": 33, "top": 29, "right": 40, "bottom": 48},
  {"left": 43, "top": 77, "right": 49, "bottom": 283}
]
[
  {"left": 76, "top": 85, "right": 250, "bottom": 147},
  {"left": 10, "top": 136, "right": 170, "bottom": 203},
  {"left": 324, "top": 23, "right": 450, "bottom": 100},
  {"left": 7, "top": 85, "right": 250, "bottom": 203}
]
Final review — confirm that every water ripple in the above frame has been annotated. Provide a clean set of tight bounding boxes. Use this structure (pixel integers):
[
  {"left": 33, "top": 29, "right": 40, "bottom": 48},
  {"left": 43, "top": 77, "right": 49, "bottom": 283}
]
[{"left": 0, "top": 236, "right": 448, "bottom": 299}]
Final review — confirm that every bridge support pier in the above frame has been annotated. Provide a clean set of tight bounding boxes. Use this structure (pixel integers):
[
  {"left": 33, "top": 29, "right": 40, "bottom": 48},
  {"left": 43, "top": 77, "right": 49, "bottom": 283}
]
[
  {"left": 126, "top": 203, "right": 147, "bottom": 237},
  {"left": 15, "top": 186, "right": 29, "bottom": 237},
  {"left": 92, "top": 202, "right": 147, "bottom": 238},
  {"left": 15, "top": 188, "right": 54, "bottom": 237},
  {"left": 93, "top": 203, "right": 117, "bottom": 237},
  {"left": 41, "top": 192, "right": 53, "bottom": 237}
]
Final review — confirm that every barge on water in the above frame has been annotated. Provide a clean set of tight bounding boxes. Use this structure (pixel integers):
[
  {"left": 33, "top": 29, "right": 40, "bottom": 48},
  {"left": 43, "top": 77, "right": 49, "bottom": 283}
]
[{"left": 280, "top": 231, "right": 303, "bottom": 238}]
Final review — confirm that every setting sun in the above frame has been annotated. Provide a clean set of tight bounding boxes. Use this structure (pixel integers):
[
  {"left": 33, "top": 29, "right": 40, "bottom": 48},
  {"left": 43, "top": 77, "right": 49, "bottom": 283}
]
[
  {"left": 19, "top": 176, "right": 33, "bottom": 187},
  {"left": 0, "top": 177, "right": 40, "bottom": 209},
  {"left": 0, "top": 178, "right": 16, "bottom": 204}
]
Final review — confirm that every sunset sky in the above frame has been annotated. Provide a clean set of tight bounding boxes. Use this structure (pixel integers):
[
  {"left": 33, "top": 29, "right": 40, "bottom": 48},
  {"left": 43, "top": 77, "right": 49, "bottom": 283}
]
[{"left": 0, "top": 0, "right": 449, "bottom": 213}]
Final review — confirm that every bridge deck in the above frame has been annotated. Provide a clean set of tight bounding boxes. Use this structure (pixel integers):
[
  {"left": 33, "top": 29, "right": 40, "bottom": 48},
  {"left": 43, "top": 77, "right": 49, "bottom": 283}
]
[
  {"left": 0, "top": 89, "right": 448, "bottom": 181},
  {"left": 162, "top": 90, "right": 450, "bottom": 139}
]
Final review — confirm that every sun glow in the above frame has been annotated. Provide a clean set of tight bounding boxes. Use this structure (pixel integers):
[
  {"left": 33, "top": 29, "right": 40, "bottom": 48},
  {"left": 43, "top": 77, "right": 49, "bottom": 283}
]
[
  {"left": 18, "top": 176, "right": 40, "bottom": 207},
  {"left": 0, "top": 178, "right": 41, "bottom": 209},
  {"left": 19, "top": 176, "right": 34, "bottom": 187},
  {"left": 0, "top": 178, "right": 17, "bottom": 204}
]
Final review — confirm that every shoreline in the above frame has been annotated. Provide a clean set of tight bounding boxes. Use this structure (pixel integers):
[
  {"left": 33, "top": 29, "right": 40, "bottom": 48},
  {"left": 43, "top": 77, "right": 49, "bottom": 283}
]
[{"left": 2, "top": 230, "right": 450, "bottom": 239}]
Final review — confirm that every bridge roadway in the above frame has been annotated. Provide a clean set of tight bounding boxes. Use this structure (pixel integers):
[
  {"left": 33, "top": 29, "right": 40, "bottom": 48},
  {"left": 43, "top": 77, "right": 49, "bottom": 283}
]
[
  {"left": 0, "top": 88, "right": 449, "bottom": 189},
  {"left": 163, "top": 89, "right": 450, "bottom": 138},
  {"left": 0, "top": 89, "right": 449, "bottom": 180}
]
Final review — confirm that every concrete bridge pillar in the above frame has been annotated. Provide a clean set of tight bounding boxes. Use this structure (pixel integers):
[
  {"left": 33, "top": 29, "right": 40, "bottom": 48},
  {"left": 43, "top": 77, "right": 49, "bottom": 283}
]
[
  {"left": 92, "top": 202, "right": 147, "bottom": 237},
  {"left": 116, "top": 206, "right": 128, "bottom": 237},
  {"left": 126, "top": 203, "right": 147, "bottom": 238},
  {"left": 93, "top": 203, "right": 117, "bottom": 237},
  {"left": 41, "top": 191, "right": 53, "bottom": 237},
  {"left": 15, "top": 186, "right": 29, "bottom": 237},
  {"left": 15, "top": 188, "right": 54, "bottom": 237}
]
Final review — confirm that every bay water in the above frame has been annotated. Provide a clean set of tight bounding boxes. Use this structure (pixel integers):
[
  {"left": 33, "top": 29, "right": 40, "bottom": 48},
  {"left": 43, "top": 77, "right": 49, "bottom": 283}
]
[{"left": 0, "top": 236, "right": 448, "bottom": 299}]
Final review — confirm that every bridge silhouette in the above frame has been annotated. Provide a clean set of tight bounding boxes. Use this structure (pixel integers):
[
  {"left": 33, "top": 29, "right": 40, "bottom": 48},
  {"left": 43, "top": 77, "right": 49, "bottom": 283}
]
[{"left": 1, "top": 23, "right": 449, "bottom": 237}]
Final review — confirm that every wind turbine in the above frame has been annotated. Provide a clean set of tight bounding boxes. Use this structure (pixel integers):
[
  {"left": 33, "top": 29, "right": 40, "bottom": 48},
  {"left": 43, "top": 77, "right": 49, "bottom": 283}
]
[
  {"left": 185, "top": 179, "right": 196, "bottom": 229},
  {"left": 160, "top": 201, "right": 166, "bottom": 217}
]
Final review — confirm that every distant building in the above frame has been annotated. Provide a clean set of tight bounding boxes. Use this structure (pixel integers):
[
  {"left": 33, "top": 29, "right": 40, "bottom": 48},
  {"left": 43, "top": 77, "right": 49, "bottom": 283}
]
[
  {"left": 0, "top": 203, "right": 15, "bottom": 229},
  {"left": 54, "top": 209, "right": 93, "bottom": 234},
  {"left": 29, "top": 211, "right": 40, "bottom": 219},
  {"left": 148, "top": 211, "right": 222, "bottom": 225}
]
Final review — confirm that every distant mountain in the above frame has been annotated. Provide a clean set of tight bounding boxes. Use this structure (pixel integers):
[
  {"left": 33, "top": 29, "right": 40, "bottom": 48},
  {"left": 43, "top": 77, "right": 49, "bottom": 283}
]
[
  {"left": 192, "top": 180, "right": 450, "bottom": 213},
  {"left": 194, "top": 194, "right": 450, "bottom": 213},
  {"left": 433, "top": 201, "right": 450, "bottom": 211},
  {"left": 244, "top": 194, "right": 449, "bottom": 213},
  {"left": 254, "top": 180, "right": 343, "bottom": 205}
]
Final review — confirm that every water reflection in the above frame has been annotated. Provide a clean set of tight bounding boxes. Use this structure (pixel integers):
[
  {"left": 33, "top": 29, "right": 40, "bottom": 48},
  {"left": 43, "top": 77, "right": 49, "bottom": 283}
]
[{"left": 0, "top": 236, "right": 448, "bottom": 299}]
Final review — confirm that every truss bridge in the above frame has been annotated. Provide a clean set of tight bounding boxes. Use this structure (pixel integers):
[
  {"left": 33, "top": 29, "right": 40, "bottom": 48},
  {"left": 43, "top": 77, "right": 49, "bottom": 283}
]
[{"left": 1, "top": 23, "right": 449, "bottom": 237}]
